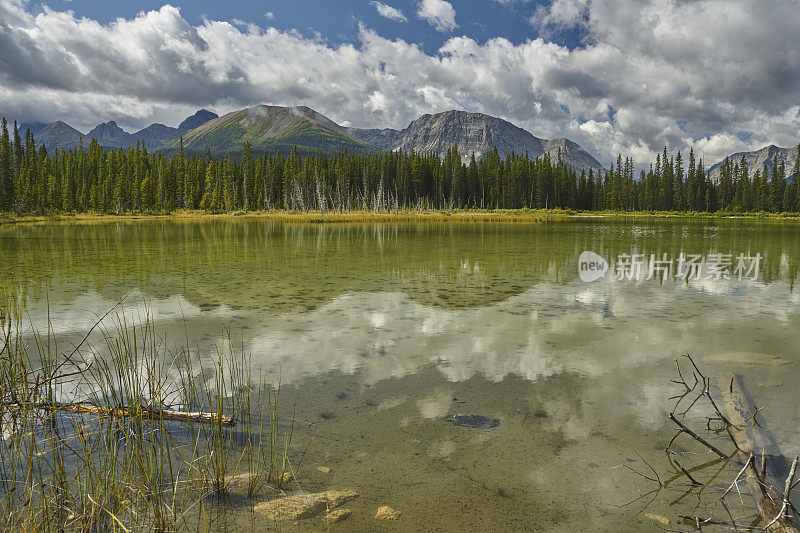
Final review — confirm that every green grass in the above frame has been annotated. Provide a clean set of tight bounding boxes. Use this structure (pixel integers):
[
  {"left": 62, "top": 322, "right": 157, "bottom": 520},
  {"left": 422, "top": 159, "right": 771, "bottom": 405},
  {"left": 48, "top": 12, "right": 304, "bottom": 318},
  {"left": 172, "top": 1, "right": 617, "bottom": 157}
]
[{"left": 4, "top": 208, "right": 800, "bottom": 227}]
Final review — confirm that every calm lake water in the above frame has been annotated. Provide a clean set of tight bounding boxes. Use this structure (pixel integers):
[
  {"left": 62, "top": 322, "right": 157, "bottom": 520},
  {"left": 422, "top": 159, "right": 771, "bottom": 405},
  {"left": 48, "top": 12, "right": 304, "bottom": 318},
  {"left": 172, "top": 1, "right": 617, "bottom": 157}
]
[{"left": 2, "top": 217, "right": 800, "bottom": 531}]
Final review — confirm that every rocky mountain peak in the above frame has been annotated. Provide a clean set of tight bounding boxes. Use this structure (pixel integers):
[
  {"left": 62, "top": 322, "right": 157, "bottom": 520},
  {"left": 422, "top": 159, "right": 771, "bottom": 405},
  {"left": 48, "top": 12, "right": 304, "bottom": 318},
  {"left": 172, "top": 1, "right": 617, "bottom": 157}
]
[
  {"left": 87, "top": 121, "right": 128, "bottom": 140},
  {"left": 348, "top": 110, "right": 604, "bottom": 173},
  {"left": 178, "top": 109, "right": 218, "bottom": 133}
]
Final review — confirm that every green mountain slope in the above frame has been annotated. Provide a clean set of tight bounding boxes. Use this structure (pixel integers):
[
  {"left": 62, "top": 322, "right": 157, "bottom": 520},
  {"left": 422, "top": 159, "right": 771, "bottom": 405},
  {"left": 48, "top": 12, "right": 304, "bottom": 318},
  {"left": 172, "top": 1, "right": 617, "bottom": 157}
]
[{"left": 163, "top": 105, "right": 382, "bottom": 157}]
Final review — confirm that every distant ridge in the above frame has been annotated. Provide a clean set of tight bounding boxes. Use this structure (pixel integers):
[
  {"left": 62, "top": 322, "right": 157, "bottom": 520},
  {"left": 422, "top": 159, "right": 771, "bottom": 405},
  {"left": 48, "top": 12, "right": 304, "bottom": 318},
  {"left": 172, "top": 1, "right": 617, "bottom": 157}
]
[
  {"left": 31, "top": 110, "right": 219, "bottom": 152},
  {"left": 349, "top": 110, "right": 605, "bottom": 174},
  {"left": 708, "top": 144, "right": 799, "bottom": 181}
]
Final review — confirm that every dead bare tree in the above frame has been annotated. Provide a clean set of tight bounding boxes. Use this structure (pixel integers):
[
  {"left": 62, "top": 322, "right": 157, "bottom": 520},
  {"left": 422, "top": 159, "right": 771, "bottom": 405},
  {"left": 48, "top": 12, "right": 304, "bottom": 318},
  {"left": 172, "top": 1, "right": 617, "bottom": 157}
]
[{"left": 666, "top": 354, "right": 799, "bottom": 532}]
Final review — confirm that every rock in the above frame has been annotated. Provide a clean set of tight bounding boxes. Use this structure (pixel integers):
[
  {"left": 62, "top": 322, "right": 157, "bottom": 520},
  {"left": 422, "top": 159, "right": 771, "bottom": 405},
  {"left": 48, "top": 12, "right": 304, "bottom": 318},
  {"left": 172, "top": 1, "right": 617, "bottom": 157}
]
[
  {"left": 375, "top": 505, "right": 401, "bottom": 520},
  {"left": 644, "top": 513, "right": 670, "bottom": 525},
  {"left": 280, "top": 472, "right": 294, "bottom": 484},
  {"left": 415, "top": 358, "right": 443, "bottom": 371},
  {"left": 317, "top": 466, "right": 332, "bottom": 474},
  {"left": 323, "top": 508, "right": 351, "bottom": 523},
  {"left": 254, "top": 489, "right": 359, "bottom": 521},
  {"left": 443, "top": 413, "right": 500, "bottom": 429}
]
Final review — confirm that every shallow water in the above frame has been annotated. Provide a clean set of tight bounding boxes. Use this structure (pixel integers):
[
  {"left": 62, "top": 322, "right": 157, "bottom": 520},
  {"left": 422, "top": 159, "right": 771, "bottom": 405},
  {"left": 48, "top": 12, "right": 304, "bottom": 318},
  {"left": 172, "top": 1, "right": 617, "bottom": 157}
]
[{"left": 2, "top": 217, "right": 800, "bottom": 531}]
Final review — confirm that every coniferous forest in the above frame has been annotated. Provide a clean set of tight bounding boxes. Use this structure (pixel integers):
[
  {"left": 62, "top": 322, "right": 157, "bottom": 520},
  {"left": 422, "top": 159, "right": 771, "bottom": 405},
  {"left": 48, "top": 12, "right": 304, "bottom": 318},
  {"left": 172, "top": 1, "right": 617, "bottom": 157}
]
[{"left": 1, "top": 117, "right": 799, "bottom": 215}]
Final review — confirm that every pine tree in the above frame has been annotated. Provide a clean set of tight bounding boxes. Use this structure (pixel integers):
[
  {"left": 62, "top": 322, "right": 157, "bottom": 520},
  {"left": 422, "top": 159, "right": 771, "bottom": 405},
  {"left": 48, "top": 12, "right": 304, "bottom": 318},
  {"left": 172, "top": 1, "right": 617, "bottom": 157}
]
[
  {"left": 200, "top": 160, "right": 215, "bottom": 211},
  {"left": 242, "top": 141, "right": 254, "bottom": 212},
  {"left": 758, "top": 163, "right": 772, "bottom": 211},
  {"left": 223, "top": 152, "right": 235, "bottom": 211},
  {"left": 0, "top": 118, "right": 12, "bottom": 212},
  {"left": 686, "top": 148, "right": 696, "bottom": 210},
  {"left": 140, "top": 169, "right": 156, "bottom": 212},
  {"left": 787, "top": 148, "right": 800, "bottom": 212},
  {"left": 177, "top": 137, "right": 186, "bottom": 209},
  {"left": 673, "top": 151, "right": 684, "bottom": 211},
  {"left": 770, "top": 155, "right": 786, "bottom": 212}
]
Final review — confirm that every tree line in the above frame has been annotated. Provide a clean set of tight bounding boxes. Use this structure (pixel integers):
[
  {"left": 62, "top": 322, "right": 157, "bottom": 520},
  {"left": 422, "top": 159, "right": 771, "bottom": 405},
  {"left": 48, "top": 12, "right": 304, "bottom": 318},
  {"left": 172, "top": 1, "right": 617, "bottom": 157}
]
[{"left": 1, "top": 117, "right": 798, "bottom": 214}]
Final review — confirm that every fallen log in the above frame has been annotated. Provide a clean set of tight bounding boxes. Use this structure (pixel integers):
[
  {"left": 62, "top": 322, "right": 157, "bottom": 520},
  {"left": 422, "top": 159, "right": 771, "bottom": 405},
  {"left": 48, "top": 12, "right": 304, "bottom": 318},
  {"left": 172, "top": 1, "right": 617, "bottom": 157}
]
[
  {"left": 1, "top": 401, "right": 235, "bottom": 427},
  {"left": 716, "top": 374, "right": 799, "bottom": 533}
]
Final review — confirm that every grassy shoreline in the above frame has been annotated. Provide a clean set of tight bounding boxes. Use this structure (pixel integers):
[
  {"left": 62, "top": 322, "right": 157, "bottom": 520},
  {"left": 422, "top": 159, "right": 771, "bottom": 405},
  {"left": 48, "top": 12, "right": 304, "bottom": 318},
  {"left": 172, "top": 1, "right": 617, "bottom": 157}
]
[{"left": 1, "top": 208, "right": 800, "bottom": 226}]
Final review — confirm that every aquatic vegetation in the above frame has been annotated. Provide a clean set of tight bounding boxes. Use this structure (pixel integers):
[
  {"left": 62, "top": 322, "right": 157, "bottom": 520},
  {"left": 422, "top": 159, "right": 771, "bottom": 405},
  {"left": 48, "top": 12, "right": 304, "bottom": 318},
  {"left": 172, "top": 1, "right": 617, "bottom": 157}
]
[{"left": 0, "top": 286, "right": 297, "bottom": 531}]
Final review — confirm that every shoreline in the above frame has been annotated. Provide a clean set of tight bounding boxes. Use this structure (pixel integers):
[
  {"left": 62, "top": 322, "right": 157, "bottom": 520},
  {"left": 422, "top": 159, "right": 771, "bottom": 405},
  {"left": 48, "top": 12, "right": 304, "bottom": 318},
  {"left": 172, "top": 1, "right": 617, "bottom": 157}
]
[{"left": 1, "top": 209, "right": 799, "bottom": 226}]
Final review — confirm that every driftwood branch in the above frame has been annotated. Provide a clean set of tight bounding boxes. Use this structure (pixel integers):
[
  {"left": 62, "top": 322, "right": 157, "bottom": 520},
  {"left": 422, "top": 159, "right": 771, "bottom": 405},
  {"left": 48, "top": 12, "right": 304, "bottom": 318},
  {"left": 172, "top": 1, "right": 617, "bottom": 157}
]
[
  {"left": 661, "top": 357, "right": 800, "bottom": 532},
  {"left": 716, "top": 374, "right": 799, "bottom": 533},
  {"left": 2, "top": 401, "right": 235, "bottom": 427}
]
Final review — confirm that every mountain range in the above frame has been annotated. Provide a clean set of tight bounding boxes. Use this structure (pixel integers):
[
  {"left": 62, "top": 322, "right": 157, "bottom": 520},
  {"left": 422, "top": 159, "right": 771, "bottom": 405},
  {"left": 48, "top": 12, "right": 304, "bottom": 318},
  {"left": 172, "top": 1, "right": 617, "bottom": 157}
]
[
  {"left": 31, "top": 110, "right": 218, "bottom": 152},
  {"left": 28, "top": 105, "right": 607, "bottom": 173},
  {"left": 707, "top": 144, "right": 799, "bottom": 181},
  {"left": 27, "top": 104, "right": 800, "bottom": 180}
]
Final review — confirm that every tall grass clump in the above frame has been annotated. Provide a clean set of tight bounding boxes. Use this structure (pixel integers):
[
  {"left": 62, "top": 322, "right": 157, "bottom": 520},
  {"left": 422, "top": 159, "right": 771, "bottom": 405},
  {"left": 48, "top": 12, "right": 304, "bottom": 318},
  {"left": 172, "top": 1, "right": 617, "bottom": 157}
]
[{"left": 0, "top": 286, "right": 297, "bottom": 531}]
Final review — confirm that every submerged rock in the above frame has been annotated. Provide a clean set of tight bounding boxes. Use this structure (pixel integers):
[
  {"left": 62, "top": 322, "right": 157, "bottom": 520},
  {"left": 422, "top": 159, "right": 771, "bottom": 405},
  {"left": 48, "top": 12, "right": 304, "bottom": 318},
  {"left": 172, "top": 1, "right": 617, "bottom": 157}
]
[
  {"left": 706, "top": 352, "right": 789, "bottom": 366},
  {"left": 375, "top": 505, "right": 401, "bottom": 520},
  {"left": 644, "top": 513, "right": 670, "bottom": 525},
  {"left": 323, "top": 508, "right": 351, "bottom": 523},
  {"left": 254, "top": 489, "right": 358, "bottom": 521},
  {"left": 317, "top": 466, "right": 332, "bottom": 473},
  {"left": 443, "top": 413, "right": 500, "bottom": 429}
]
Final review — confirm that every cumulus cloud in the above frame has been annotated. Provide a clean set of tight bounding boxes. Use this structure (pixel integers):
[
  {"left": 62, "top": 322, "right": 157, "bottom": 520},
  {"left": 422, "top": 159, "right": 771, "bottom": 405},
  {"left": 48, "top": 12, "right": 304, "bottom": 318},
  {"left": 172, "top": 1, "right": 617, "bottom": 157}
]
[
  {"left": 417, "top": 0, "right": 457, "bottom": 32},
  {"left": 371, "top": 1, "right": 407, "bottom": 22},
  {"left": 1, "top": 0, "right": 799, "bottom": 167},
  {"left": 530, "top": 0, "right": 588, "bottom": 29}
]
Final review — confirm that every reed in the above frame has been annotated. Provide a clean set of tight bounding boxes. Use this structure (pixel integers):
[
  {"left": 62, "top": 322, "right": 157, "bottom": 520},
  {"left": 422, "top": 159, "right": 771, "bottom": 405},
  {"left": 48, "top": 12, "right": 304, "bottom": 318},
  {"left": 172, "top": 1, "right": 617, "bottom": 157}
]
[{"left": 0, "top": 286, "right": 297, "bottom": 531}]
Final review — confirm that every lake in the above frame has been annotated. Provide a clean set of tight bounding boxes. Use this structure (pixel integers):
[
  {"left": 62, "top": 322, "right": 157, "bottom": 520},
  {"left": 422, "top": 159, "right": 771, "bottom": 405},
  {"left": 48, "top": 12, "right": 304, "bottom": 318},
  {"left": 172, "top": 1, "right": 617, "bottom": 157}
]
[{"left": 2, "top": 217, "right": 799, "bottom": 531}]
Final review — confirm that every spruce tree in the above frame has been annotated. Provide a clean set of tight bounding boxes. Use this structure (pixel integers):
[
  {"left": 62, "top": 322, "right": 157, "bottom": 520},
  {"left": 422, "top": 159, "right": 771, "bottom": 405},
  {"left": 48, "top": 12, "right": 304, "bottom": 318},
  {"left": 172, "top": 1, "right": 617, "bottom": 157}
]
[
  {"left": 140, "top": 169, "right": 156, "bottom": 212},
  {"left": 0, "top": 118, "right": 12, "bottom": 212},
  {"left": 770, "top": 155, "right": 786, "bottom": 212},
  {"left": 242, "top": 141, "right": 254, "bottom": 212}
]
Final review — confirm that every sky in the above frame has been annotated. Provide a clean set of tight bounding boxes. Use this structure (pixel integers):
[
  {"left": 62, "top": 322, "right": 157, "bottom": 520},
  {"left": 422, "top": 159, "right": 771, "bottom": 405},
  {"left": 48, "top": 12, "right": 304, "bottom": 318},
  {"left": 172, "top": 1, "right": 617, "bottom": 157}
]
[{"left": 1, "top": 0, "right": 799, "bottom": 168}]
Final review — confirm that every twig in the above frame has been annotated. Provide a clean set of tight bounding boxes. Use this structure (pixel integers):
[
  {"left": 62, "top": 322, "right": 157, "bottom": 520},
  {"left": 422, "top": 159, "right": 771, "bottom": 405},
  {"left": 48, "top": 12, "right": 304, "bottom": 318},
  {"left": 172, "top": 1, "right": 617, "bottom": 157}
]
[
  {"left": 613, "top": 463, "right": 661, "bottom": 485},
  {"left": 674, "top": 459, "right": 703, "bottom": 486},
  {"left": 684, "top": 354, "right": 733, "bottom": 428},
  {"left": 783, "top": 456, "right": 799, "bottom": 506},
  {"left": 750, "top": 404, "right": 762, "bottom": 428},
  {"left": 723, "top": 453, "right": 753, "bottom": 499},
  {"left": 669, "top": 413, "right": 729, "bottom": 460},
  {"left": 672, "top": 358, "right": 693, "bottom": 392},
  {"left": 679, "top": 516, "right": 760, "bottom": 530}
]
